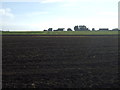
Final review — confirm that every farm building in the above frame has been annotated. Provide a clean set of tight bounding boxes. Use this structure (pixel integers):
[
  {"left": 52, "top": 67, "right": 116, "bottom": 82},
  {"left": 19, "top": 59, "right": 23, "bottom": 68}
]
[
  {"left": 54, "top": 28, "right": 64, "bottom": 31},
  {"left": 57, "top": 28, "right": 64, "bottom": 31},
  {"left": 99, "top": 28, "right": 109, "bottom": 31}
]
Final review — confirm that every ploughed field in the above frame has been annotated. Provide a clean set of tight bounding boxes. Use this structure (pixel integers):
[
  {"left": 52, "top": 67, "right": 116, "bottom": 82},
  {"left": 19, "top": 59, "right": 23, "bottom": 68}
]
[{"left": 2, "top": 35, "right": 119, "bottom": 88}]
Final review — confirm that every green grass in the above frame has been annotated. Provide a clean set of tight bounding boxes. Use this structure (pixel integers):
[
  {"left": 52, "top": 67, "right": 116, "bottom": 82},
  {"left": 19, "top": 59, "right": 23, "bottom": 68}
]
[{"left": 1, "top": 31, "right": 119, "bottom": 35}]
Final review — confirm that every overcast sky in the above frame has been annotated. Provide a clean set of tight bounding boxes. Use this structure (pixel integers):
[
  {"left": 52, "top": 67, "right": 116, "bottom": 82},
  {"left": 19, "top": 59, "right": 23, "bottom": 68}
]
[{"left": 0, "top": 0, "right": 119, "bottom": 31}]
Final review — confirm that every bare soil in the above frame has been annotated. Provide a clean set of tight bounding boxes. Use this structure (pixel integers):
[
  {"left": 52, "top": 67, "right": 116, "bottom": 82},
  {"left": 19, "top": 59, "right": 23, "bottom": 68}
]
[{"left": 2, "top": 35, "right": 119, "bottom": 88}]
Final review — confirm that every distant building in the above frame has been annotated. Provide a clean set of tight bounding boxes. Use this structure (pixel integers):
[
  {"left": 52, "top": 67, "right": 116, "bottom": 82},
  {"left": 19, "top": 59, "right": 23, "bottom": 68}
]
[
  {"left": 57, "top": 28, "right": 64, "bottom": 31},
  {"left": 99, "top": 28, "right": 109, "bottom": 31},
  {"left": 53, "top": 28, "right": 64, "bottom": 31},
  {"left": 67, "top": 28, "right": 72, "bottom": 31},
  {"left": 48, "top": 28, "right": 52, "bottom": 31}
]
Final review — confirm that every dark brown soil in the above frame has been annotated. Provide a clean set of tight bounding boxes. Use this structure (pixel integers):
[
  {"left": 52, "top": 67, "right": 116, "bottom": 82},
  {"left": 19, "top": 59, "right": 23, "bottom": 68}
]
[{"left": 2, "top": 35, "right": 119, "bottom": 88}]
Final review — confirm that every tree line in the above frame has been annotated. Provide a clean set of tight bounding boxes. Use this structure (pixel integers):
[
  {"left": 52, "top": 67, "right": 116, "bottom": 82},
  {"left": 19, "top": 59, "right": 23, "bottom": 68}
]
[{"left": 44, "top": 25, "right": 119, "bottom": 31}]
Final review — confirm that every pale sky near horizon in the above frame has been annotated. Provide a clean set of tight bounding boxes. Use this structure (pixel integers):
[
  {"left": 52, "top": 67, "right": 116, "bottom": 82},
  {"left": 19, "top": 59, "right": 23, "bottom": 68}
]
[{"left": 0, "top": 0, "right": 119, "bottom": 31}]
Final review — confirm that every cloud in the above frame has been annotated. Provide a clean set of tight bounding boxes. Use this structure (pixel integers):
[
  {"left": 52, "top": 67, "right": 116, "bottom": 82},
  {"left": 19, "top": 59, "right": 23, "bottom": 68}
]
[
  {"left": 97, "top": 11, "right": 118, "bottom": 17},
  {"left": 41, "top": 0, "right": 119, "bottom": 3},
  {"left": 0, "top": 8, "right": 14, "bottom": 18},
  {"left": 41, "top": 0, "right": 64, "bottom": 3},
  {"left": 31, "top": 15, "right": 117, "bottom": 31},
  {"left": 2, "top": 15, "right": 117, "bottom": 31},
  {"left": 1, "top": 0, "right": 119, "bottom": 3},
  {"left": 41, "top": 0, "right": 78, "bottom": 3},
  {"left": 1, "top": 23, "right": 39, "bottom": 31},
  {"left": 26, "top": 11, "right": 48, "bottom": 17},
  {"left": 0, "top": 8, "right": 15, "bottom": 29}
]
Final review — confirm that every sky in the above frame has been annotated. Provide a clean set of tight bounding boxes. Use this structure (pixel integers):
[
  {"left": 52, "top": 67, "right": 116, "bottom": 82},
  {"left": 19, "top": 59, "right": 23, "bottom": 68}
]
[{"left": 0, "top": 0, "right": 119, "bottom": 31}]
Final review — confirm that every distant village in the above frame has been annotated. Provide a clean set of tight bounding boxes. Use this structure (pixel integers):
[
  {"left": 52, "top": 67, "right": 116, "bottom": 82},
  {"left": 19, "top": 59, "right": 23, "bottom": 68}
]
[{"left": 43, "top": 25, "right": 120, "bottom": 31}]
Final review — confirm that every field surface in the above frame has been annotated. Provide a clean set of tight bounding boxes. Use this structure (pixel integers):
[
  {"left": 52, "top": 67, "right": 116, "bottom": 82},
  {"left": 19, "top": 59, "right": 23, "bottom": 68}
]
[
  {"left": 2, "top": 31, "right": 119, "bottom": 35},
  {"left": 2, "top": 35, "right": 119, "bottom": 88}
]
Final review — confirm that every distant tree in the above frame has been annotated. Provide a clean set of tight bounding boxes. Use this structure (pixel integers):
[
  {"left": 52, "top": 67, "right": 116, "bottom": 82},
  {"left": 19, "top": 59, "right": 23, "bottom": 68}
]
[
  {"left": 53, "top": 30, "right": 58, "bottom": 31},
  {"left": 79, "top": 25, "right": 90, "bottom": 31},
  {"left": 48, "top": 28, "right": 52, "bottom": 31},
  {"left": 74, "top": 26, "right": 79, "bottom": 31},
  {"left": 112, "top": 28, "right": 119, "bottom": 31},
  {"left": 43, "top": 30, "right": 47, "bottom": 31},
  {"left": 67, "top": 28, "right": 72, "bottom": 31},
  {"left": 92, "top": 28, "right": 95, "bottom": 31},
  {"left": 86, "top": 28, "right": 89, "bottom": 31}
]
